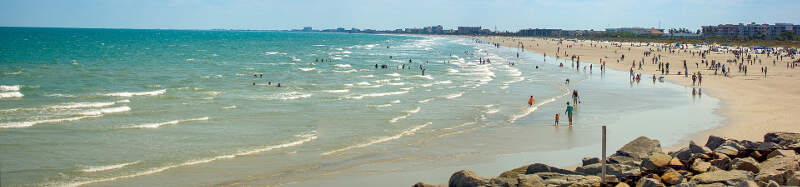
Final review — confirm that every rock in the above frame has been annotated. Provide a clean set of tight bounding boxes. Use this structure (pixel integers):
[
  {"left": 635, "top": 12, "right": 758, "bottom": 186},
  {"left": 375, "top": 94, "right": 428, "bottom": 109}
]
[
  {"left": 739, "top": 140, "right": 761, "bottom": 150},
  {"left": 756, "top": 142, "right": 782, "bottom": 151},
  {"left": 490, "top": 177, "right": 517, "bottom": 187},
  {"left": 691, "top": 159, "right": 712, "bottom": 173},
  {"left": 737, "top": 180, "right": 760, "bottom": 187},
  {"left": 764, "top": 132, "right": 800, "bottom": 146},
  {"left": 669, "top": 157, "right": 685, "bottom": 168},
  {"left": 750, "top": 151, "right": 765, "bottom": 161},
  {"left": 616, "top": 136, "right": 662, "bottom": 160},
  {"left": 449, "top": 170, "right": 488, "bottom": 187},
  {"left": 695, "top": 183, "right": 725, "bottom": 187},
  {"left": 525, "top": 163, "right": 580, "bottom": 175},
  {"left": 672, "top": 147, "right": 694, "bottom": 162},
  {"left": 709, "top": 157, "right": 732, "bottom": 170},
  {"left": 720, "top": 140, "right": 746, "bottom": 151},
  {"left": 766, "top": 180, "right": 779, "bottom": 187},
  {"left": 690, "top": 141, "right": 713, "bottom": 154},
  {"left": 412, "top": 182, "right": 439, "bottom": 187},
  {"left": 498, "top": 165, "right": 529, "bottom": 179},
  {"left": 615, "top": 182, "right": 631, "bottom": 187},
  {"left": 609, "top": 155, "right": 642, "bottom": 166},
  {"left": 674, "top": 182, "right": 698, "bottom": 187},
  {"left": 766, "top": 149, "right": 797, "bottom": 159},
  {"left": 732, "top": 157, "right": 760, "bottom": 173},
  {"left": 543, "top": 178, "right": 569, "bottom": 186},
  {"left": 582, "top": 157, "right": 600, "bottom": 166},
  {"left": 706, "top": 136, "right": 726, "bottom": 150},
  {"left": 517, "top": 174, "right": 545, "bottom": 187},
  {"left": 636, "top": 178, "right": 664, "bottom": 187},
  {"left": 690, "top": 170, "right": 754, "bottom": 185},
  {"left": 786, "top": 171, "right": 800, "bottom": 186},
  {"left": 756, "top": 155, "right": 800, "bottom": 184},
  {"left": 641, "top": 152, "right": 672, "bottom": 171},
  {"left": 714, "top": 145, "right": 740, "bottom": 157},
  {"left": 661, "top": 169, "right": 684, "bottom": 185}
]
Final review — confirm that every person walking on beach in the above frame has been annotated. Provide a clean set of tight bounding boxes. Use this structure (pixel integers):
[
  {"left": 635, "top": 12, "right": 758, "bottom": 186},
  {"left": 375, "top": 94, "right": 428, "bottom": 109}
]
[
  {"left": 528, "top": 96, "right": 535, "bottom": 106},
  {"left": 565, "top": 102, "right": 574, "bottom": 126}
]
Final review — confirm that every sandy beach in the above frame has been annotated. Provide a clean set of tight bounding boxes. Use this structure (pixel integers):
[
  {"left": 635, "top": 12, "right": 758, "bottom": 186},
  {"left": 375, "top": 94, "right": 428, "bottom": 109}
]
[{"left": 482, "top": 36, "right": 800, "bottom": 146}]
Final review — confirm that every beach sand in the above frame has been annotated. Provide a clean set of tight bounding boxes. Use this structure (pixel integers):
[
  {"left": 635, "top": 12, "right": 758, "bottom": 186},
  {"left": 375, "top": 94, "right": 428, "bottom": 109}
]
[{"left": 481, "top": 36, "right": 800, "bottom": 147}]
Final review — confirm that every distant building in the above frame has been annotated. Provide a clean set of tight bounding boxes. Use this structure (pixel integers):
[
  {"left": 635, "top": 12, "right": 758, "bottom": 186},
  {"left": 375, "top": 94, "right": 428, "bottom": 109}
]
[
  {"left": 336, "top": 28, "right": 346, "bottom": 32},
  {"left": 302, "top": 27, "right": 313, "bottom": 32},
  {"left": 456, "top": 26, "right": 482, "bottom": 35},
  {"left": 702, "top": 22, "right": 800, "bottom": 39},
  {"left": 519, "top": 29, "right": 563, "bottom": 36},
  {"left": 606, "top": 27, "right": 664, "bottom": 35}
]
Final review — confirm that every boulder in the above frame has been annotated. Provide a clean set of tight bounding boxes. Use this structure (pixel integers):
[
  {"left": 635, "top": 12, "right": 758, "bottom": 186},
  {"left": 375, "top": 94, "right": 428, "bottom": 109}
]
[
  {"left": 766, "top": 149, "right": 797, "bottom": 159},
  {"left": 756, "top": 155, "right": 800, "bottom": 184},
  {"left": 609, "top": 155, "right": 642, "bottom": 166},
  {"left": 668, "top": 157, "right": 685, "bottom": 168},
  {"left": 615, "top": 182, "right": 631, "bottom": 187},
  {"left": 525, "top": 163, "right": 580, "bottom": 175},
  {"left": 636, "top": 178, "right": 664, "bottom": 187},
  {"left": 516, "top": 174, "right": 545, "bottom": 187},
  {"left": 756, "top": 142, "right": 781, "bottom": 151},
  {"left": 709, "top": 157, "right": 732, "bottom": 170},
  {"left": 720, "top": 140, "right": 746, "bottom": 151},
  {"left": 672, "top": 147, "right": 694, "bottom": 162},
  {"left": 731, "top": 157, "right": 760, "bottom": 173},
  {"left": 449, "top": 170, "right": 488, "bottom": 187},
  {"left": 766, "top": 180, "right": 779, "bottom": 187},
  {"left": 786, "top": 170, "right": 800, "bottom": 186},
  {"left": 641, "top": 152, "right": 672, "bottom": 171},
  {"left": 714, "top": 146, "right": 739, "bottom": 157},
  {"left": 616, "top": 136, "right": 662, "bottom": 160},
  {"left": 576, "top": 163, "right": 639, "bottom": 179},
  {"left": 705, "top": 136, "right": 726, "bottom": 150},
  {"left": 674, "top": 182, "right": 698, "bottom": 187},
  {"left": 661, "top": 169, "right": 684, "bottom": 185},
  {"left": 498, "top": 165, "right": 530, "bottom": 179},
  {"left": 689, "top": 170, "right": 754, "bottom": 185},
  {"left": 582, "top": 157, "right": 600, "bottom": 166},
  {"left": 489, "top": 177, "right": 517, "bottom": 187},
  {"left": 695, "top": 183, "right": 725, "bottom": 187},
  {"left": 690, "top": 141, "right": 713, "bottom": 154},
  {"left": 764, "top": 132, "right": 800, "bottom": 146},
  {"left": 691, "top": 159, "right": 712, "bottom": 173},
  {"left": 412, "top": 182, "right": 440, "bottom": 187},
  {"left": 738, "top": 140, "right": 761, "bottom": 150}
]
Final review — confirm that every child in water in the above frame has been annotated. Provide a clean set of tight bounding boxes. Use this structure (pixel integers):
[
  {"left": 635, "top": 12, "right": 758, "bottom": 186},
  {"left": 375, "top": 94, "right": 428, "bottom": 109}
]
[{"left": 555, "top": 113, "right": 560, "bottom": 126}]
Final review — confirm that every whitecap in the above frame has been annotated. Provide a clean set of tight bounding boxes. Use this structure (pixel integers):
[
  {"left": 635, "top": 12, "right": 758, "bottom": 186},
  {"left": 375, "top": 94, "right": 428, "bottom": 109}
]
[
  {"left": 79, "top": 161, "right": 140, "bottom": 173},
  {"left": 0, "top": 85, "right": 20, "bottom": 91},
  {"left": 334, "top": 64, "right": 352, "bottom": 68},
  {"left": 63, "top": 132, "right": 317, "bottom": 187},
  {"left": 442, "top": 92, "right": 463, "bottom": 99},
  {"left": 102, "top": 89, "right": 166, "bottom": 97},
  {"left": 127, "top": 117, "right": 210, "bottom": 129},
  {"left": 385, "top": 73, "right": 400, "bottom": 77},
  {"left": 333, "top": 69, "right": 357, "bottom": 73},
  {"left": 322, "top": 122, "right": 430, "bottom": 156},
  {"left": 344, "top": 91, "right": 409, "bottom": 100},
  {"left": 0, "top": 92, "right": 23, "bottom": 98},
  {"left": 322, "top": 89, "right": 349, "bottom": 93},
  {"left": 298, "top": 68, "right": 316, "bottom": 72},
  {"left": 79, "top": 106, "right": 132, "bottom": 116}
]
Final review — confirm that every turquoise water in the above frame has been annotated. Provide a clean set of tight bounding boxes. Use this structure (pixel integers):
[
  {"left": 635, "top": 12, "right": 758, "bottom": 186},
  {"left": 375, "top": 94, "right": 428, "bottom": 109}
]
[{"left": 0, "top": 28, "right": 722, "bottom": 186}]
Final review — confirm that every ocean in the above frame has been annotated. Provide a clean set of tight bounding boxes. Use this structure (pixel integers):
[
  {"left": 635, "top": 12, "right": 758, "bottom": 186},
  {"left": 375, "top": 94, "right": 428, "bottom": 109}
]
[{"left": 0, "top": 28, "right": 723, "bottom": 186}]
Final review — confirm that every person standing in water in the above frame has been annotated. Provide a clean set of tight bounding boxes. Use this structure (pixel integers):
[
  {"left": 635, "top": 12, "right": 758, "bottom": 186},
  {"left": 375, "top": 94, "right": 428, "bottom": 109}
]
[
  {"left": 565, "top": 102, "right": 574, "bottom": 126},
  {"left": 572, "top": 90, "right": 580, "bottom": 108},
  {"left": 528, "top": 96, "right": 535, "bottom": 106}
]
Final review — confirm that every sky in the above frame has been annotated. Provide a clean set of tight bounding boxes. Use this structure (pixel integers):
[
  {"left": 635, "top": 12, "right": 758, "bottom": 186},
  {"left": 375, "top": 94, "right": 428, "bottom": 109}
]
[{"left": 1, "top": 0, "right": 798, "bottom": 31}]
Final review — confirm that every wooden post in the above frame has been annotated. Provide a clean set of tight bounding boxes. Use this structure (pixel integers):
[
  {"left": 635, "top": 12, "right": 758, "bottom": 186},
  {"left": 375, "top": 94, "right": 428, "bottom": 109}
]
[{"left": 602, "top": 125, "right": 607, "bottom": 185}]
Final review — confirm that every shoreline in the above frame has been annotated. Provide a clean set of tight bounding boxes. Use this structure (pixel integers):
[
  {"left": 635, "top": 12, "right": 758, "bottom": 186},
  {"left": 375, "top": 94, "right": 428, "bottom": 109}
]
[{"left": 477, "top": 36, "right": 800, "bottom": 148}]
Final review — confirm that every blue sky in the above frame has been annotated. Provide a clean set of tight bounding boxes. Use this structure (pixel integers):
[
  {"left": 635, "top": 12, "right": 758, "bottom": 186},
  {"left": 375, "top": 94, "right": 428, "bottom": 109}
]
[{"left": 1, "top": 0, "right": 798, "bottom": 31}]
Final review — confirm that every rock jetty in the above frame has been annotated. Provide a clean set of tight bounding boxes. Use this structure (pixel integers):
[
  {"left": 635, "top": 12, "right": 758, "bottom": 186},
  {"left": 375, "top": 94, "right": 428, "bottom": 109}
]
[{"left": 413, "top": 132, "right": 800, "bottom": 187}]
